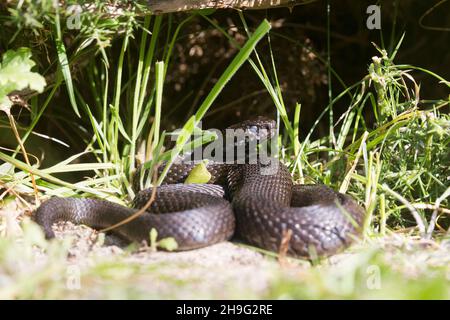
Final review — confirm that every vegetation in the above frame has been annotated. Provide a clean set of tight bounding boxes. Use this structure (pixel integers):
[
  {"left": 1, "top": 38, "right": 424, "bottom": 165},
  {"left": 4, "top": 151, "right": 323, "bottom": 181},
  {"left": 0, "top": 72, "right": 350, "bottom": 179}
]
[{"left": 0, "top": 0, "right": 448, "bottom": 299}]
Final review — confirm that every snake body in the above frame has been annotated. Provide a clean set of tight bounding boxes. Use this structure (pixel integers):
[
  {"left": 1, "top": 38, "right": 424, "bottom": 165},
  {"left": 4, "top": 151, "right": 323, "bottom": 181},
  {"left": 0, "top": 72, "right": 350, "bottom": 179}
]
[{"left": 34, "top": 118, "right": 365, "bottom": 258}]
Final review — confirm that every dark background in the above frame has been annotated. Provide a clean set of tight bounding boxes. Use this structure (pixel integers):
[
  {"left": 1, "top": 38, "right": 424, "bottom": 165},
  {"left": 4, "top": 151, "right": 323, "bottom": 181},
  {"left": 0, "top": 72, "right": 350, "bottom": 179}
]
[{"left": 1, "top": 0, "right": 449, "bottom": 169}]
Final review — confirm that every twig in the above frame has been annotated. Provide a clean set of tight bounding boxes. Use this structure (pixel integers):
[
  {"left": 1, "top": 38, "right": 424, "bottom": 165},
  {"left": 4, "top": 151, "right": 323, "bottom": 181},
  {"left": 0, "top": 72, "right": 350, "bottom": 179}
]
[
  {"left": 426, "top": 186, "right": 450, "bottom": 239},
  {"left": 5, "top": 111, "right": 40, "bottom": 206},
  {"left": 99, "top": 167, "right": 159, "bottom": 233},
  {"left": 278, "top": 229, "right": 293, "bottom": 266},
  {"left": 381, "top": 183, "right": 426, "bottom": 236}
]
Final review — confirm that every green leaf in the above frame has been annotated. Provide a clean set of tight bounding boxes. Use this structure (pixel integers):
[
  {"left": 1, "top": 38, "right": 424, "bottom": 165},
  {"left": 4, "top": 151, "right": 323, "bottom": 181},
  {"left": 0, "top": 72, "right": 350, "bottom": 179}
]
[
  {"left": 0, "top": 48, "right": 46, "bottom": 109},
  {"left": 0, "top": 96, "right": 11, "bottom": 109},
  {"left": 184, "top": 160, "right": 212, "bottom": 184},
  {"left": 54, "top": 4, "right": 80, "bottom": 117},
  {"left": 158, "top": 238, "right": 178, "bottom": 251},
  {"left": 149, "top": 228, "right": 158, "bottom": 250},
  {"left": 194, "top": 19, "right": 271, "bottom": 121},
  {"left": 157, "top": 21, "right": 271, "bottom": 185},
  {"left": 149, "top": 228, "right": 178, "bottom": 251}
]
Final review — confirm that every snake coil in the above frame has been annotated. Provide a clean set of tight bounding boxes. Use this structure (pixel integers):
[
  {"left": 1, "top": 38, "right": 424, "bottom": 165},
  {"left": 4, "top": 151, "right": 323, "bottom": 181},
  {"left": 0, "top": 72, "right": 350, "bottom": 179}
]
[{"left": 34, "top": 117, "right": 365, "bottom": 257}]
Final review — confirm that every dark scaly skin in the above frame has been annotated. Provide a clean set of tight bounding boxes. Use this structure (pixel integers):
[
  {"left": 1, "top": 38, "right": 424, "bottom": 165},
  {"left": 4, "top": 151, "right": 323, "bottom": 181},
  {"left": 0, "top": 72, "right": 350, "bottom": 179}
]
[
  {"left": 33, "top": 118, "right": 365, "bottom": 257},
  {"left": 35, "top": 184, "right": 234, "bottom": 250},
  {"left": 228, "top": 163, "right": 365, "bottom": 257}
]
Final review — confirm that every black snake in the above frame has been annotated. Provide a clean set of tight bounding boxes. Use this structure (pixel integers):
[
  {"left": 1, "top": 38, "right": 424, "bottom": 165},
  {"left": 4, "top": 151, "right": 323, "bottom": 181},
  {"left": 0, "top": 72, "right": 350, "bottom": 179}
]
[{"left": 34, "top": 118, "right": 365, "bottom": 257}]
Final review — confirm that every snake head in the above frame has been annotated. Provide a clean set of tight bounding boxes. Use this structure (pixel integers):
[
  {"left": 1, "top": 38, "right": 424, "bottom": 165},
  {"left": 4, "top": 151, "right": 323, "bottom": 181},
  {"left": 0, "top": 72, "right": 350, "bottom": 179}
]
[{"left": 227, "top": 116, "right": 277, "bottom": 145}]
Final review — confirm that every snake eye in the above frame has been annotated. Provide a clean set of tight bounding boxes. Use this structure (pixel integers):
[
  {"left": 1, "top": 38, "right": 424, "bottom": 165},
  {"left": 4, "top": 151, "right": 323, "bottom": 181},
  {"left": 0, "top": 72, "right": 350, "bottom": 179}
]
[{"left": 248, "top": 125, "right": 258, "bottom": 134}]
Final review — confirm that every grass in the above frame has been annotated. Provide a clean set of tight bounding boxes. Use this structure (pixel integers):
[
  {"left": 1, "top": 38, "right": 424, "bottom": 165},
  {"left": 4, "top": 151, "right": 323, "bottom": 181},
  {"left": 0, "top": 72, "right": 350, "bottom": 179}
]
[
  {"left": 0, "top": 1, "right": 449, "bottom": 299},
  {"left": 0, "top": 220, "right": 448, "bottom": 299}
]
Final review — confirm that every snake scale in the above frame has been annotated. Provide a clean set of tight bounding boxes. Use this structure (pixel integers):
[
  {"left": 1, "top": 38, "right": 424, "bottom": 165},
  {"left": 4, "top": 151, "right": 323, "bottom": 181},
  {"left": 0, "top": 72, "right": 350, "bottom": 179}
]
[{"left": 34, "top": 118, "right": 365, "bottom": 257}]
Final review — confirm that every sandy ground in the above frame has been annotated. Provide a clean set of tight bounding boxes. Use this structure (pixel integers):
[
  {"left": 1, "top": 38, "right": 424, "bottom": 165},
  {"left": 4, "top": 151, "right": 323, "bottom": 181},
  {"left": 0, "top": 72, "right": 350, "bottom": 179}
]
[
  {"left": 1, "top": 198, "right": 449, "bottom": 299},
  {"left": 51, "top": 221, "right": 294, "bottom": 298}
]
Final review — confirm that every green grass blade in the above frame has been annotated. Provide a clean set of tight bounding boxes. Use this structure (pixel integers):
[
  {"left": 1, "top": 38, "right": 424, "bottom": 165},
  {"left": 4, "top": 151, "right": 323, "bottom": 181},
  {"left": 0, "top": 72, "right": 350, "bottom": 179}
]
[
  {"left": 156, "top": 19, "right": 271, "bottom": 185},
  {"left": 0, "top": 151, "right": 111, "bottom": 197},
  {"left": 195, "top": 19, "right": 271, "bottom": 120},
  {"left": 54, "top": 5, "right": 80, "bottom": 117}
]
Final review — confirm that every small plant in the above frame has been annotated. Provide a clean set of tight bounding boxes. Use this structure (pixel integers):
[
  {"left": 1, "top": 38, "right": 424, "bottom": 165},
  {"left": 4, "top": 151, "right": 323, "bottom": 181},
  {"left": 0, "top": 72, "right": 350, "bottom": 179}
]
[
  {"left": 149, "top": 228, "right": 178, "bottom": 252},
  {"left": 0, "top": 47, "right": 46, "bottom": 110}
]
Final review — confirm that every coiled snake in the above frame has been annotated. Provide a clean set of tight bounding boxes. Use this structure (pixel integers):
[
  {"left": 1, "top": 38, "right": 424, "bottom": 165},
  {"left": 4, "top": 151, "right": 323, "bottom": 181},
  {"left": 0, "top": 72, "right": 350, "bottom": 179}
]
[{"left": 34, "top": 118, "right": 365, "bottom": 257}]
